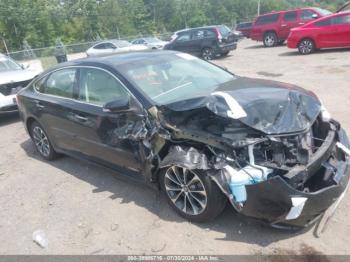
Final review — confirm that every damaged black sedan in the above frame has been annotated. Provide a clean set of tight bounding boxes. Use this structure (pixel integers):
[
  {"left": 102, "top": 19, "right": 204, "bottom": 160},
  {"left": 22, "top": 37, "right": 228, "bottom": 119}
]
[{"left": 17, "top": 51, "right": 350, "bottom": 229}]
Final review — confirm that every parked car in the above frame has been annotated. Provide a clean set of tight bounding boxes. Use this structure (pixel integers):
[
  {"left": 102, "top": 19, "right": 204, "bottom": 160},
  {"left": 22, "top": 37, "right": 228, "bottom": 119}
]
[
  {"left": 86, "top": 40, "right": 147, "bottom": 57},
  {"left": 0, "top": 54, "right": 42, "bottom": 114},
  {"left": 236, "top": 22, "right": 253, "bottom": 38},
  {"left": 164, "top": 25, "right": 237, "bottom": 60},
  {"left": 250, "top": 7, "right": 332, "bottom": 47},
  {"left": 288, "top": 11, "right": 350, "bottom": 54},
  {"left": 131, "top": 37, "right": 168, "bottom": 49},
  {"left": 17, "top": 51, "right": 350, "bottom": 229}
]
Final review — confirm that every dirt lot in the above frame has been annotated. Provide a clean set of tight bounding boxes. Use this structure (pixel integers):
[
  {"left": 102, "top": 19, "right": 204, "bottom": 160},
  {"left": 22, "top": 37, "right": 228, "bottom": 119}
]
[{"left": 1, "top": 39, "right": 350, "bottom": 255}]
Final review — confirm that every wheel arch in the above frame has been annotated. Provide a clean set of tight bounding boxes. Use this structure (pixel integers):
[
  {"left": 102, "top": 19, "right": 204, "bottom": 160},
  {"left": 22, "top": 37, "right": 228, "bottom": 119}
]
[{"left": 298, "top": 37, "right": 317, "bottom": 49}]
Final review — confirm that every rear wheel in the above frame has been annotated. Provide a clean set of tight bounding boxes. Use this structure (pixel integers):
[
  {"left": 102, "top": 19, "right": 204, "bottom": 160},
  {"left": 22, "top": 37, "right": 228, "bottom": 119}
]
[
  {"left": 263, "top": 32, "right": 278, "bottom": 47},
  {"left": 201, "top": 47, "right": 214, "bottom": 60},
  {"left": 298, "top": 38, "right": 315, "bottom": 55},
  {"left": 160, "top": 166, "right": 227, "bottom": 222},
  {"left": 30, "top": 121, "right": 58, "bottom": 160}
]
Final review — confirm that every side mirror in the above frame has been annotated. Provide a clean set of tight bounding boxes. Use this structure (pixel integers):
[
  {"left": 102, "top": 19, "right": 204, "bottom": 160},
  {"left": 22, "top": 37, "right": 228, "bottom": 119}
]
[
  {"left": 103, "top": 97, "right": 130, "bottom": 112},
  {"left": 312, "top": 14, "right": 319, "bottom": 19}
]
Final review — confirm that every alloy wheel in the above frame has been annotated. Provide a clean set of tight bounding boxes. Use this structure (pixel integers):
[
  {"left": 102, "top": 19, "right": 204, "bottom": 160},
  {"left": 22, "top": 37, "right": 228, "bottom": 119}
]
[
  {"left": 32, "top": 126, "right": 51, "bottom": 158},
  {"left": 299, "top": 39, "right": 314, "bottom": 55},
  {"left": 264, "top": 35, "right": 276, "bottom": 47},
  {"left": 202, "top": 48, "right": 213, "bottom": 60},
  {"left": 164, "top": 166, "right": 208, "bottom": 215}
]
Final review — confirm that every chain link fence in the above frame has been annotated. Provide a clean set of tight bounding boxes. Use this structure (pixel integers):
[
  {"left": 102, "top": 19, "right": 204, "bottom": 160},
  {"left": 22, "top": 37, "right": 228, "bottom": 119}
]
[{"left": 5, "top": 32, "right": 173, "bottom": 70}]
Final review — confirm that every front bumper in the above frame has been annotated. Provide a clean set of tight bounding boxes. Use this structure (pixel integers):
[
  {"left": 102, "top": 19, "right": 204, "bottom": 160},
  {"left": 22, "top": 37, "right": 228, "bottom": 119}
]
[
  {"left": 0, "top": 94, "right": 18, "bottom": 114},
  {"left": 237, "top": 128, "right": 350, "bottom": 228}
]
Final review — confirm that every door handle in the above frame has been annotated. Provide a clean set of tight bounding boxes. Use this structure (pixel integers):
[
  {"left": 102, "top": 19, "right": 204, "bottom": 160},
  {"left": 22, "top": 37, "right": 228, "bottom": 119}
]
[
  {"left": 74, "top": 114, "right": 88, "bottom": 121},
  {"left": 35, "top": 100, "right": 45, "bottom": 109},
  {"left": 299, "top": 22, "right": 305, "bottom": 25},
  {"left": 281, "top": 24, "right": 287, "bottom": 27}
]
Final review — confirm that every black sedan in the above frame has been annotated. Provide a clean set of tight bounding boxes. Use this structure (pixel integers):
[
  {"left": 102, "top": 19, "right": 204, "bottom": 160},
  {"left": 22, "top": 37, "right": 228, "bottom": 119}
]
[{"left": 17, "top": 51, "right": 350, "bottom": 230}]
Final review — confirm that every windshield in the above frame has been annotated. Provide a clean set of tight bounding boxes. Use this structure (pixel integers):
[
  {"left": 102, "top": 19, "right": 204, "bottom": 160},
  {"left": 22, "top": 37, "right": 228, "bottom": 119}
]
[
  {"left": 113, "top": 40, "right": 131, "bottom": 48},
  {"left": 119, "top": 53, "right": 236, "bottom": 105},
  {"left": 314, "top": 8, "right": 333, "bottom": 16},
  {"left": 145, "top": 37, "right": 161, "bottom": 43},
  {"left": 0, "top": 57, "right": 22, "bottom": 71}
]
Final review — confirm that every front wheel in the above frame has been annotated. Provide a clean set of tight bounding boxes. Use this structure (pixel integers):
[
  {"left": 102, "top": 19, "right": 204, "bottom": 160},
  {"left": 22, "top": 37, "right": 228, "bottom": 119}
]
[
  {"left": 160, "top": 166, "right": 227, "bottom": 222},
  {"left": 30, "top": 121, "right": 58, "bottom": 160},
  {"left": 298, "top": 39, "right": 315, "bottom": 55},
  {"left": 201, "top": 47, "right": 214, "bottom": 60},
  {"left": 221, "top": 51, "right": 230, "bottom": 57}
]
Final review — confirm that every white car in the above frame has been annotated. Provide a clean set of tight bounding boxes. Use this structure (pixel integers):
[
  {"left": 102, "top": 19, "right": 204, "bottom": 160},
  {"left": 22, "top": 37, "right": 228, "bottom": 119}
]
[
  {"left": 0, "top": 54, "right": 42, "bottom": 114},
  {"left": 86, "top": 40, "right": 148, "bottom": 57},
  {"left": 131, "top": 37, "right": 168, "bottom": 49}
]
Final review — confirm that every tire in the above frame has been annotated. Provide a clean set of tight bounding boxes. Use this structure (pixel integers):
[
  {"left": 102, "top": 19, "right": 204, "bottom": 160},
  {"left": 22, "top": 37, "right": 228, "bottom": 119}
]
[
  {"left": 30, "top": 121, "right": 58, "bottom": 160},
  {"left": 298, "top": 38, "right": 315, "bottom": 55},
  {"left": 263, "top": 32, "right": 278, "bottom": 47},
  {"left": 201, "top": 47, "right": 214, "bottom": 60},
  {"left": 160, "top": 166, "right": 227, "bottom": 223}
]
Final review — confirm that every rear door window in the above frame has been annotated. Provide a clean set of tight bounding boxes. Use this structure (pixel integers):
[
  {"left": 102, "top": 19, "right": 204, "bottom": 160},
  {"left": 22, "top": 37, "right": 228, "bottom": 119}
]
[
  {"left": 94, "top": 43, "right": 106, "bottom": 49},
  {"left": 284, "top": 11, "right": 297, "bottom": 22},
  {"left": 44, "top": 69, "right": 77, "bottom": 98},
  {"left": 192, "top": 30, "right": 205, "bottom": 40},
  {"left": 256, "top": 14, "right": 280, "bottom": 25}
]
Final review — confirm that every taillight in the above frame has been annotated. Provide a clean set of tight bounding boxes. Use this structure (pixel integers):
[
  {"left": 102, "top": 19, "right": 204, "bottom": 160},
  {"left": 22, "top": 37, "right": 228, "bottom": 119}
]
[{"left": 214, "top": 27, "right": 223, "bottom": 42}]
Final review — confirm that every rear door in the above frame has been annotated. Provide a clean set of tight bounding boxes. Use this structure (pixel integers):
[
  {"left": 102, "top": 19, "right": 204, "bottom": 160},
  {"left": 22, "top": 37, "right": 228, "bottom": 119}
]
[
  {"left": 32, "top": 68, "right": 81, "bottom": 152},
  {"left": 67, "top": 67, "right": 145, "bottom": 174},
  {"left": 334, "top": 14, "right": 350, "bottom": 46},
  {"left": 280, "top": 11, "right": 298, "bottom": 39}
]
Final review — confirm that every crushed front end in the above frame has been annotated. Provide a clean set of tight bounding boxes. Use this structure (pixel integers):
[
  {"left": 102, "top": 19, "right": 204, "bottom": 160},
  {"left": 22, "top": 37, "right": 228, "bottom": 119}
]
[{"left": 226, "top": 120, "right": 350, "bottom": 228}]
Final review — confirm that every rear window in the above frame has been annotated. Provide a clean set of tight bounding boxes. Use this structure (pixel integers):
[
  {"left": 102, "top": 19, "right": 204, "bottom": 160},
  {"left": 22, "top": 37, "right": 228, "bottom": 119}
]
[{"left": 255, "top": 13, "right": 280, "bottom": 25}]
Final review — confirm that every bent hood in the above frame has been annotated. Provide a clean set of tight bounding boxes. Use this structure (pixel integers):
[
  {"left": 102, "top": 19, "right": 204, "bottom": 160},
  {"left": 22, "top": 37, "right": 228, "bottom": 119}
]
[
  {"left": 165, "top": 77, "right": 322, "bottom": 135},
  {"left": 0, "top": 69, "right": 40, "bottom": 85}
]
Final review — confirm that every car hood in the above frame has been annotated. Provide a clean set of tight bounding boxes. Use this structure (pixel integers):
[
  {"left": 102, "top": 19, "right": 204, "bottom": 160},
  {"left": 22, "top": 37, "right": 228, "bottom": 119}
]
[
  {"left": 164, "top": 77, "right": 322, "bottom": 135},
  {"left": 0, "top": 69, "right": 40, "bottom": 85}
]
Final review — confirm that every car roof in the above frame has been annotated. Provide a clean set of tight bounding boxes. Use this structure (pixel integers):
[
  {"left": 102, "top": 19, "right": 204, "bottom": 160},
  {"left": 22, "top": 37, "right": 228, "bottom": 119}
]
[
  {"left": 44, "top": 50, "right": 181, "bottom": 72},
  {"left": 257, "top": 7, "right": 319, "bottom": 17},
  {"left": 175, "top": 25, "right": 224, "bottom": 33}
]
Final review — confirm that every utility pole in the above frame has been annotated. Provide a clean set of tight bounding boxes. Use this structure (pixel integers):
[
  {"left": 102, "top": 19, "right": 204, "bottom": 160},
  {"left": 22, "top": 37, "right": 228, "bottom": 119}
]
[
  {"left": 257, "top": 0, "right": 261, "bottom": 16},
  {"left": 0, "top": 37, "right": 9, "bottom": 55}
]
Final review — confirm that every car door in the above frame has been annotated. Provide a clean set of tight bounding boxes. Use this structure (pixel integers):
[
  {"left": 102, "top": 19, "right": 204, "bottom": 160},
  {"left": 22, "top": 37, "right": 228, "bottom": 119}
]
[
  {"left": 315, "top": 17, "right": 340, "bottom": 48},
  {"left": 67, "top": 67, "right": 145, "bottom": 174},
  {"left": 280, "top": 11, "right": 298, "bottom": 39},
  {"left": 191, "top": 29, "right": 206, "bottom": 55},
  {"left": 334, "top": 14, "right": 350, "bottom": 47},
  {"left": 32, "top": 68, "right": 81, "bottom": 152},
  {"left": 300, "top": 9, "right": 319, "bottom": 26},
  {"left": 170, "top": 31, "right": 195, "bottom": 54}
]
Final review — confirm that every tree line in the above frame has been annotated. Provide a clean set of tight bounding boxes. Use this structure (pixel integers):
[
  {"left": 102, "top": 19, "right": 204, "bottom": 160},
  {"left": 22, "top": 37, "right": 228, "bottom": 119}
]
[{"left": 0, "top": 0, "right": 347, "bottom": 52}]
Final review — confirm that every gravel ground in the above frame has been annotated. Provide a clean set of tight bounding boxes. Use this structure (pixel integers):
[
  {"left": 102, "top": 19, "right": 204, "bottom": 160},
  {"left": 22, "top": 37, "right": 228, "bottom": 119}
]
[{"left": 1, "top": 39, "right": 350, "bottom": 255}]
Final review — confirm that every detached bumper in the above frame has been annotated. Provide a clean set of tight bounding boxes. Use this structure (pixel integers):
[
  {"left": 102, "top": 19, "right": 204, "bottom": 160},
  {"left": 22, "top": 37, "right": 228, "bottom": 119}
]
[{"left": 238, "top": 128, "right": 350, "bottom": 228}]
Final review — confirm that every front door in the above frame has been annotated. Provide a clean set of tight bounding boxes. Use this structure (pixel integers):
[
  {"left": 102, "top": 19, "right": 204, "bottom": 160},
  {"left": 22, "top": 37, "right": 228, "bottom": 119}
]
[{"left": 68, "top": 67, "right": 145, "bottom": 174}]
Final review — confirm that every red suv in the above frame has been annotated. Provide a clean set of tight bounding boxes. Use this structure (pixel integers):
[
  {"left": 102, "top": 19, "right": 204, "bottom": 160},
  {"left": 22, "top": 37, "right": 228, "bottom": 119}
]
[{"left": 250, "top": 8, "right": 332, "bottom": 47}]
